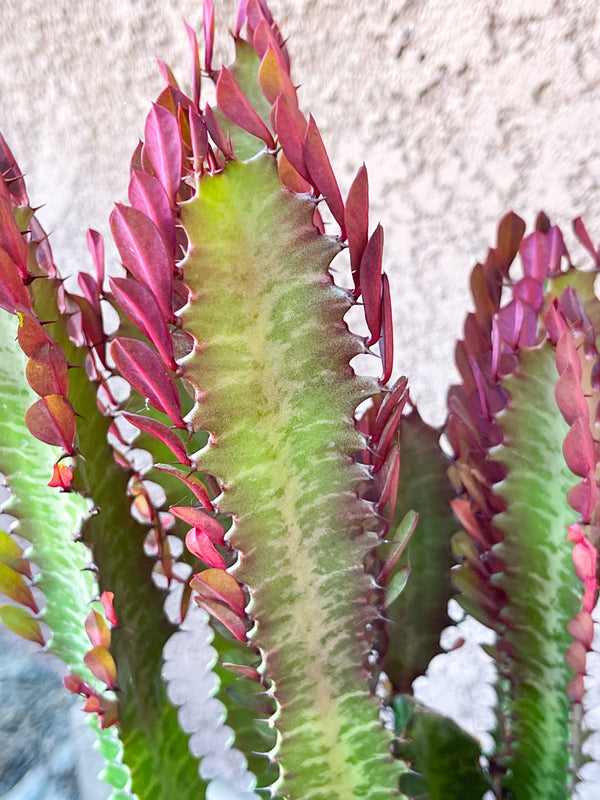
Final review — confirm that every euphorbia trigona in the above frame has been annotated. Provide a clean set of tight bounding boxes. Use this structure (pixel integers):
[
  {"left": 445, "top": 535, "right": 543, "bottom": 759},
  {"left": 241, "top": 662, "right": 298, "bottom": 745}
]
[{"left": 0, "top": 3, "right": 598, "bottom": 800}]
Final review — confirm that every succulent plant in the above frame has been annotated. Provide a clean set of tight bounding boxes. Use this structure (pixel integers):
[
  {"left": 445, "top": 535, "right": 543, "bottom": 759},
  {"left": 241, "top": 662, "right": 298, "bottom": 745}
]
[{"left": 0, "top": 3, "right": 598, "bottom": 800}]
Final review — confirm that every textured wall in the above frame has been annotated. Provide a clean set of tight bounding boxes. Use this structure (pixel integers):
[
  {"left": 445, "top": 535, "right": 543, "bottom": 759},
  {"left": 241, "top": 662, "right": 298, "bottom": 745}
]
[
  {"left": 1, "top": 1, "right": 600, "bottom": 796},
  {"left": 2, "top": 1, "right": 600, "bottom": 423}
]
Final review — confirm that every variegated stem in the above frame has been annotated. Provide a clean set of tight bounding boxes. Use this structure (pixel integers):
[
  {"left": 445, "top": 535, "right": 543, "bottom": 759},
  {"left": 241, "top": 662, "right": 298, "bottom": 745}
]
[{"left": 180, "top": 153, "right": 398, "bottom": 799}]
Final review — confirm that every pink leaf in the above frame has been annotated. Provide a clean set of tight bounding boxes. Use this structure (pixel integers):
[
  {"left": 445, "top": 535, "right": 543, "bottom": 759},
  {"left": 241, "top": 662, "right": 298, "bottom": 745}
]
[
  {"left": 86, "top": 229, "right": 105, "bottom": 287},
  {"left": 144, "top": 104, "right": 182, "bottom": 204},
  {"left": 189, "top": 108, "right": 209, "bottom": 173},
  {"left": 109, "top": 277, "right": 176, "bottom": 370},
  {"left": 128, "top": 169, "right": 177, "bottom": 258},
  {"left": 496, "top": 211, "right": 526, "bottom": 273},
  {"left": 216, "top": 67, "right": 275, "bottom": 149},
  {"left": 185, "top": 528, "right": 226, "bottom": 568},
  {"left": 110, "top": 203, "right": 175, "bottom": 323},
  {"left": 183, "top": 20, "right": 201, "bottom": 109},
  {"left": 122, "top": 412, "right": 191, "bottom": 466},
  {"left": 47, "top": 463, "right": 74, "bottom": 489},
  {"left": 360, "top": 224, "right": 384, "bottom": 346},
  {"left": 303, "top": 115, "right": 345, "bottom": 236},
  {"left": 153, "top": 465, "right": 213, "bottom": 509},
  {"left": 85, "top": 609, "right": 111, "bottom": 649},
  {"left": 573, "top": 217, "right": 599, "bottom": 265},
  {"left": 203, "top": 0, "right": 215, "bottom": 75},
  {"left": 191, "top": 568, "right": 246, "bottom": 615},
  {"left": 204, "top": 104, "right": 235, "bottom": 160},
  {"left": 110, "top": 337, "right": 185, "bottom": 428},
  {"left": 563, "top": 419, "right": 596, "bottom": 478},
  {"left": 519, "top": 231, "right": 550, "bottom": 284}
]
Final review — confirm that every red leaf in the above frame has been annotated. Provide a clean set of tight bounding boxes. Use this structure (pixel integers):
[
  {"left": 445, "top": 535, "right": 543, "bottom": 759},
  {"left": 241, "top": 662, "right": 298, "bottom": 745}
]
[
  {"left": 563, "top": 418, "right": 596, "bottom": 478},
  {"left": 379, "top": 272, "right": 393, "bottom": 384},
  {"left": 84, "top": 646, "right": 118, "bottom": 690},
  {"left": 109, "top": 277, "right": 176, "bottom": 370},
  {"left": 345, "top": 165, "right": 369, "bottom": 293},
  {"left": 375, "top": 443, "right": 400, "bottom": 520},
  {"left": 194, "top": 594, "right": 247, "bottom": 640},
  {"left": 86, "top": 229, "right": 105, "bottom": 287},
  {"left": 555, "top": 363, "right": 588, "bottom": 426},
  {"left": 371, "top": 376, "right": 409, "bottom": 443},
  {"left": 144, "top": 104, "right": 182, "bottom": 204},
  {"left": 274, "top": 95, "right": 309, "bottom": 181},
  {"left": 170, "top": 506, "right": 225, "bottom": 543},
  {"left": 110, "top": 204, "right": 175, "bottom": 323},
  {"left": 0, "top": 197, "right": 28, "bottom": 278},
  {"left": 519, "top": 231, "right": 550, "bottom": 285},
  {"left": 360, "top": 224, "right": 384, "bottom": 346},
  {"left": 303, "top": 115, "right": 346, "bottom": 236},
  {"left": 0, "top": 246, "right": 31, "bottom": 315},
  {"left": 189, "top": 108, "right": 209, "bottom": 173},
  {"left": 100, "top": 591, "right": 118, "bottom": 626},
  {"left": 0, "top": 133, "right": 28, "bottom": 204},
  {"left": 234, "top": 0, "right": 249, "bottom": 36},
  {"left": 496, "top": 211, "right": 526, "bottom": 272},
  {"left": 25, "top": 394, "right": 76, "bottom": 451},
  {"left": 122, "top": 412, "right": 191, "bottom": 466},
  {"left": 258, "top": 46, "right": 296, "bottom": 106},
  {"left": 85, "top": 609, "right": 111, "bottom": 648},
  {"left": 277, "top": 151, "right": 312, "bottom": 194},
  {"left": 26, "top": 342, "right": 69, "bottom": 397},
  {"left": 153, "top": 465, "right": 213, "bottom": 509},
  {"left": 48, "top": 463, "right": 73, "bottom": 489},
  {"left": 185, "top": 528, "right": 226, "bottom": 568},
  {"left": 253, "top": 17, "right": 289, "bottom": 70},
  {"left": 204, "top": 104, "right": 235, "bottom": 160},
  {"left": 17, "top": 312, "right": 52, "bottom": 357},
  {"left": 110, "top": 337, "right": 185, "bottom": 428},
  {"left": 203, "top": 0, "right": 215, "bottom": 74},
  {"left": 216, "top": 67, "right": 275, "bottom": 149},
  {"left": 573, "top": 217, "right": 599, "bottom": 266},
  {"left": 183, "top": 19, "right": 201, "bottom": 109},
  {"left": 191, "top": 568, "right": 246, "bottom": 615},
  {"left": 128, "top": 169, "right": 177, "bottom": 259},
  {"left": 156, "top": 58, "right": 180, "bottom": 89}
]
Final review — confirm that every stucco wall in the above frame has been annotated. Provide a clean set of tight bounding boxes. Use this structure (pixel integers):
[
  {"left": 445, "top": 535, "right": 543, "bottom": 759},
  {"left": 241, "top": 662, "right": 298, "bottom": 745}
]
[{"left": 1, "top": 1, "right": 600, "bottom": 797}]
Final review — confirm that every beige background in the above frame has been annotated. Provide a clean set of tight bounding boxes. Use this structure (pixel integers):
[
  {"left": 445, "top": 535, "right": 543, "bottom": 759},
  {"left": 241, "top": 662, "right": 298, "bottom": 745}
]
[{"left": 1, "top": 1, "right": 600, "bottom": 797}]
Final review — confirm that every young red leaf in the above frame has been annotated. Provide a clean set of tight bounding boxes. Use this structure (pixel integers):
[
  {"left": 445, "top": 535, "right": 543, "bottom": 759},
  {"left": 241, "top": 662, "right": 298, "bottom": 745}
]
[
  {"left": 0, "top": 562, "right": 38, "bottom": 612},
  {"left": 128, "top": 169, "right": 177, "bottom": 259},
  {"left": 144, "top": 103, "right": 183, "bottom": 204},
  {"left": 563, "top": 418, "right": 596, "bottom": 479},
  {"left": 274, "top": 94, "right": 310, "bottom": 181},
  {"left": 234, "top": 0, "right": 249, "bottom": 36},
  {"left": 84, "top": 645, "right": 118, "bottom": 690},
  {"left": 258, "top": 46, "right": 297, "bottom": 106},
  {"left": 0, "top": 605, "right": 44, "bottom": 645},
  {"left": 360, "top": 223, "right": 384, "bottom": 346},
  {"left": 0, "top": 133, "right": 28, "bottom": 204},
  {"left": 203, "top": 104, "right": 235, "bottom": 160},
  {"left": 153, "top": 465, "right": 213, "bottom": 509},
  {"left": 110, "top": 337, "right": 185, "bottom": 428},
  {"left": 371, "top": 376, "right": 409, "bottom": 443},
  {"left": 170, "top": 506, "right": 225, "bottom": 543},
  {"left": 100, "top": 591, "right": 118, "bottom": 626},
  {"left": 303, "top": 115, "right": 346, "bottom": 236},
  {"left": 185, "top": 528, "right": 226, "bottom": 568},
  {"left": 573, "top": 217, "right": 599, "bottom": 265},
  {"left": 0, "top": 247, "right": 31, "bottom": 315},
  {"left": 0, "top": 197, "right": 28, "bottom": 278},
  {"left": 122, "top": 412, "right": 191, "bottom": 466},
  {"left": 25, "top": 342, "right": 69, "bottom": 397},
  {"left": 156, "top": 58, "right": 180, "bottom": 89},
  {"left": 25, "top": 394, "right": 76, "bottom": 451},
  {"left": 191, "top": 568, "right": 246, "bottom": 615},
  {"left": 48, "top": 462, "right": 74, "bottom": 489},
  {"left": 183, "top": 19, "right": 201, "bottom": 109},
  {"left": 345, "top": 164, "right": 369, "bottom": 293},
  {"left": 216, "top": 67, "right": 275, "bottom": 150},
  {"left": 16, "top": 312, "right": 52, "bottom": 357},
  {"left": 109, "top": 276, "right": 177, "bottom": 371},
  {"left": 496, "top": 211, "right": 526, "bottom": 272},
  {"left": 203, "top": 0, "right": 215, "bottom": 74},
  {"left": 277, "top": 151, "right": 312, "bottom": 194},
  {"left": 519, "top": 231, "right": 550, "bottom": 284},
  {"left": 379, "top": 272, "right": 393, "bottom": 384},
  {"left": 252, "top": 17, "right": 289, "bottom": 70},
  {"left": 85, "top": 609, "right": 111, "bottom": 649},
  {"left": 194, "top": 594, "right": 247, "bottom": 641},
  {"left": 86, "top": 229, "right": 105, "bottom": 288},
  {"left": 0, "top": 530, "right": 31, "bottom": 578},
  {"left": 110, "top": 204, "right": 175, "bottom": 323}
]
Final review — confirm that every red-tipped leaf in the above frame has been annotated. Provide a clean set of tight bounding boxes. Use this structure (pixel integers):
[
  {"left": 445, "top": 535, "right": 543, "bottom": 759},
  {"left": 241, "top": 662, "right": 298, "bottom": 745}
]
[
  {"left": 144, "top": 103, "right": 182, "bottom": 204},
  {"left": 216, "top": 67, "right": 275, "bottom": 149}
]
